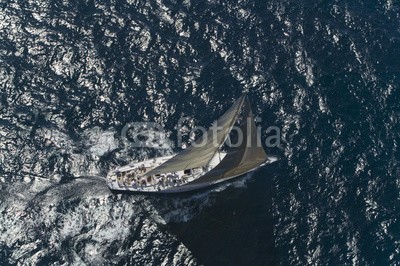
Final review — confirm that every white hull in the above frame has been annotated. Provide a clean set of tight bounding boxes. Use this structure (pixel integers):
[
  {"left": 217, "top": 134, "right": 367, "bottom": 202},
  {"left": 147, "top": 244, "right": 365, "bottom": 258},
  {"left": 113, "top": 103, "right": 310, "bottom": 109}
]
[{"left": 106, "top": 154, "right": 278, "bottom": 194}]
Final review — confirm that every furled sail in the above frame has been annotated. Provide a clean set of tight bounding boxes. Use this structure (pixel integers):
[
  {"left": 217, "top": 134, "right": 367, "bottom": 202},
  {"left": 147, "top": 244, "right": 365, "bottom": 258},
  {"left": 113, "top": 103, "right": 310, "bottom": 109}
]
[
  {"left": 185, "top": 97, "right": 268, "bottom": 185},
  {"left": 145, "top": 94, "right": 246, "bottom": 176}
]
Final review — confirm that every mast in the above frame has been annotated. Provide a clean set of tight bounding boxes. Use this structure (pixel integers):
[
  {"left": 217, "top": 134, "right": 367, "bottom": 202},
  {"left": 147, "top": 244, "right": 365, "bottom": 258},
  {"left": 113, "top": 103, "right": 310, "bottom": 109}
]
[{"left": 204, "top": 93, "right": 247, "bottom": 169}]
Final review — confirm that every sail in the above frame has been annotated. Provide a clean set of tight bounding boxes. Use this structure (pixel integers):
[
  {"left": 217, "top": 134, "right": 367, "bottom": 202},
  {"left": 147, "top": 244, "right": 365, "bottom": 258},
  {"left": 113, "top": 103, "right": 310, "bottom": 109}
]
[
  {"left": 185, "top": 98, "right": 268, "bottom": 185},
  {"left": 145, "top": 94, "right": 246, "bottom": 176}
]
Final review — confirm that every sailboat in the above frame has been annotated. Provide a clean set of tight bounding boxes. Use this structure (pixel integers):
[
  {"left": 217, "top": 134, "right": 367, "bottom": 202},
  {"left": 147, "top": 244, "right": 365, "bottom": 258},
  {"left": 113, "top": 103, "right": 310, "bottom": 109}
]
[{"left": 106, "top": 94, "right": 278, "bottom": 193}]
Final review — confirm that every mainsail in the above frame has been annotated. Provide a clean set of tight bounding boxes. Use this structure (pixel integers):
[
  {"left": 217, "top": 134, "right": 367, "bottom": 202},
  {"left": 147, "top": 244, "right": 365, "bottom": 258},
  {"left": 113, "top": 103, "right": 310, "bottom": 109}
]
[
  {"left": 185, "top": 97, "right": 268, "bottom": 185},
  {"left": 146, "top": 94, "right": 246, "bottom": 176}
]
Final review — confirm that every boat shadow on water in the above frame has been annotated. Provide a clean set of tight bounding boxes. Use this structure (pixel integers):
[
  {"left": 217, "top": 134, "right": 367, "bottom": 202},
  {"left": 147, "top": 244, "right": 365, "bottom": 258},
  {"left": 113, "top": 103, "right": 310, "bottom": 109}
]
[{"left": 145, "top": 166, "right": 279, "bottom": 266}]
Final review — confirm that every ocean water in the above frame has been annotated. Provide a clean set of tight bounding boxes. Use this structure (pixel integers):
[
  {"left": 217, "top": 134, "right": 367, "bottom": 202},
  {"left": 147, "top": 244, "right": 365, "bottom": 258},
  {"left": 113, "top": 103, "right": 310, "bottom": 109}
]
[{"left": 1, "top": 0, "right": 399, "bottom": 265}]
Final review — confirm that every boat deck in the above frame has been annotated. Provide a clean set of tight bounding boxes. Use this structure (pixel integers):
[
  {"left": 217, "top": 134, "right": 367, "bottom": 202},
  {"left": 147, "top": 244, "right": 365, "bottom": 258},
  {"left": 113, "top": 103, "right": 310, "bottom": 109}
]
[{"left": 106, "top": 152, "right": 227, "bottom": 192}]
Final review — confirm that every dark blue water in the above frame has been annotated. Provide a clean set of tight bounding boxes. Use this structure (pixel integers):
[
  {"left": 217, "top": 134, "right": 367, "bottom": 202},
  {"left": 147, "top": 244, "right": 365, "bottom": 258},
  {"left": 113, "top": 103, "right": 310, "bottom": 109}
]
[{"left": 1, "top": 0, "right": 399, "bottom": 265}]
